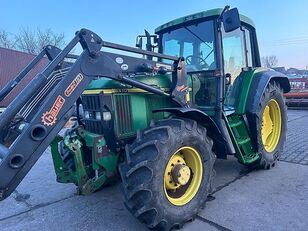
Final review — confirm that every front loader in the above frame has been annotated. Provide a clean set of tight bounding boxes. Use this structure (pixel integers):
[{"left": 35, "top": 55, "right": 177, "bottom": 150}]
[{"left": 0, "top": 6, "right": 290, "bottom": 230}]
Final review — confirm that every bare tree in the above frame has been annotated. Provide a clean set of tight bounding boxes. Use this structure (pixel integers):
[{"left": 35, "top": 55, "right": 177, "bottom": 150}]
[
  {"left": 0, "top": 27, "right": 66, "bottom": 54},
  {"left": 14, "top": 27, "right": 37, "bottom": 54},
  {"left": 37, "top": 28, "right": 65, "bottom": 52},
  {"left": 14, "top": 27, "right": 65, "bottom": 54},
  {"left": 0, "top": 30, "right": 15, "bottom": 49},
  {"left": 262, "top": 55, "right": 278, "bottom": 68}
]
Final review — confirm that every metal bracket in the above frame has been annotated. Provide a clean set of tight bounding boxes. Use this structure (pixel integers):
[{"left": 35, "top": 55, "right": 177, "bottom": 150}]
[
  {"left": 171, "top": 58, "right": 190, "bottom": 107},
  {"left": 77, "top": 29, "right": 103, "bottom": 57}
]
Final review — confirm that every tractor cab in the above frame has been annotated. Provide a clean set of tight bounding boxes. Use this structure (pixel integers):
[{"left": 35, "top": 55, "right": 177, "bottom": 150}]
[{"left": 154, "top": 7, "right": 261, "bottom": 113}]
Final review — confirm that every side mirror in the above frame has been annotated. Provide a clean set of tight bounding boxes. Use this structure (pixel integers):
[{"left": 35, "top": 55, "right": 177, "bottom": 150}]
[{"left": 222, "top": 8, "right": 241, "bottom": 33}]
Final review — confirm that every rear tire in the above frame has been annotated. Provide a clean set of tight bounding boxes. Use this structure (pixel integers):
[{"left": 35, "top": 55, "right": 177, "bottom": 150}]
[
  {"left": 251, "top": 81, "right": 287, "bottom": 169},
  {"left": 119, "top": 118, "right": 215, "bottom": 230}
]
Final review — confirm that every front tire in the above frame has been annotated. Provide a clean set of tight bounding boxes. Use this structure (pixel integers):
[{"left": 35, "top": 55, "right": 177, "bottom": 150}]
[{"left": 119, "top": 118, "right": 215, "bottom": 230}]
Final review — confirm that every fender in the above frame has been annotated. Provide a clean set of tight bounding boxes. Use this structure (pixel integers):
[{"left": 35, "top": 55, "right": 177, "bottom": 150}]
[
  {"left": 246, "top": 70, "right": 290, "bottom": 113},
  {"left": 245, "top": 70, "right": 290, "bottom": 150},
  {"left": 153, "top": 107, "right": 229, "bottom": 158}
]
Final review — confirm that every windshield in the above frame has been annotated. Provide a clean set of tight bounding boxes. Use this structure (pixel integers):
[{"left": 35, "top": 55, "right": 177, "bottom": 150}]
[{"left": 161, "top": 20, "right": 216, "bottom": 72}]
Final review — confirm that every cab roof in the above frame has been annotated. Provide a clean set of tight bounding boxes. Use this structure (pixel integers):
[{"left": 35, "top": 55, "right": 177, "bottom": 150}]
[{"left": 155, "top": 8, "right": 255, "bottom": 34}]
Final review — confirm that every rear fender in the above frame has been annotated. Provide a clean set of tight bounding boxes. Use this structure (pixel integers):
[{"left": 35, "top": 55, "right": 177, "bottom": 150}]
[
  {"left": 246, "top": 70, "right": 290, "bottom": 113},
  {"left": 246, "top": 70, "right": 290, "bottom": 149}
]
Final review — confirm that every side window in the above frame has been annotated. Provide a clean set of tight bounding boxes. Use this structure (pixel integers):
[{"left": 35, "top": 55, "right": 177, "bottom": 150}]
[
  {"left": 223, "top": 27, "right": 253, "bottom": 108},
  {"left": 244, "top": 28, "right": 253, "bottom": 67},
  {"left": 222, "top": 28, "right": 246, "bottom": 80}
]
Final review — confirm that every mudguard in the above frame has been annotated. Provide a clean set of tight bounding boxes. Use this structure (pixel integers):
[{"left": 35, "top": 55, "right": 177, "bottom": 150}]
[
  {"left": 245, "top": 70, "right": 290, "bottom": 150},
  {"left": 246, "top": 70, "right": 290, "bottom": 113}
]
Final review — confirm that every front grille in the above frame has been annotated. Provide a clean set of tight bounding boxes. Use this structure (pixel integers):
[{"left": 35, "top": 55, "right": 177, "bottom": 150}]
[
  {"left": 114, "top": 95, "right": 133, "bottom": 137},
  {"left": 84, "top": 119, "right": 103, "bottom": 134},
  {"left": 81, "top": 94, "right": 103, "bottom": 134},
  {"left": 82, "top": 94, "right": 101, "bottom": 111},
  {"left": 81, "top": 93, "right": 134, "bottom": 137}
]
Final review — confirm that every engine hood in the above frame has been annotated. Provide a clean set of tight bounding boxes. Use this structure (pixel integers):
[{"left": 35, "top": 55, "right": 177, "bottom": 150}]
[{"left": 83, "top": 74, "right": 173, "bottom": 94}]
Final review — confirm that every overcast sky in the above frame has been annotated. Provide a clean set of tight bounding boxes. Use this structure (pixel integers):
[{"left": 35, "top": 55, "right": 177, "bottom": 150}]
[{"left": 1, "top": 0, "right": 307, "bottom": 69}]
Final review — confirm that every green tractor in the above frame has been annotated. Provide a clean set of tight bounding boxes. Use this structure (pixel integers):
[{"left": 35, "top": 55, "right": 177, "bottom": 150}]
[{"left": 0, "top": 6, "right": 289, "bottom": 230}]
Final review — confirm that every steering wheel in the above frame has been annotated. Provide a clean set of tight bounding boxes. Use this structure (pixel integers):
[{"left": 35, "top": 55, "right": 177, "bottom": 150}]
[{"left": 185, "top": 55, "right": 209, "bottom": 69}]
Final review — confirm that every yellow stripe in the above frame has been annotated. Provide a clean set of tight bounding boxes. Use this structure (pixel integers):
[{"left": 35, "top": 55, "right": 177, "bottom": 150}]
[
  {"left": 83, "top": 89, "right": 148, "bottom": 94},
  {"left": 83, "top": 87, "right": 192, "bottom": 95}
]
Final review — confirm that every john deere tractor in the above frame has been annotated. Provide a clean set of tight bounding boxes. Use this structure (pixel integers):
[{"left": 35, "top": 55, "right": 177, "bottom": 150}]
[{"left": 0, "top": 6, "right": 289, "bottom": 230}]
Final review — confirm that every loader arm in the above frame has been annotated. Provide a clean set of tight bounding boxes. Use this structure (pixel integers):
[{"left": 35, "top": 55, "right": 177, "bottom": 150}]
[{"left": 0, "top": 28, "right": 188, "bottom": 200}]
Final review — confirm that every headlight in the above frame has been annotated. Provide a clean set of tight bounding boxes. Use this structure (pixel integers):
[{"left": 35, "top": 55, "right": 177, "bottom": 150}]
[
  {"left": 103, "top": 111, "right": 112, "bottom": 121},
  {"left": 78, "top": 104, "right": 84, "bottom": 118},
  {"left": 84, "top": 111, "right": 90, "bottom": 119},
  {"left": 95, "top": 112, "right": 101, "bottom": 120}
]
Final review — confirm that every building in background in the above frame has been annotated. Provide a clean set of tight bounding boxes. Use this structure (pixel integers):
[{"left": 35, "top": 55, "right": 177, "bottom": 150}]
[
  {"left": 272, "top": 67, "right": 286, "bottom": 74},
  {"left": 0, "top": 47, "right": 48, "bottom": 109}
]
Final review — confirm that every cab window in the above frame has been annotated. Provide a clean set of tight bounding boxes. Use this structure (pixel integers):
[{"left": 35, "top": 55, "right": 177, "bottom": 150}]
[
  {"left": 222, "top": 28, "right": 246, "bottom": 80},
  {"left": 222, "top": 26, "right": 253, "bottom": 79},
  {"left": 223, "top": 26, "right": 253, "bottom": 107},
  {"left": 161, "top": 20, "right": 216, "bottom": 72}
]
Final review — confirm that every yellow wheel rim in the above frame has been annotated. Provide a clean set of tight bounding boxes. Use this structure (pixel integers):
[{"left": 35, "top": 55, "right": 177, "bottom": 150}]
[
  {"left": 164, "top": 146, "right": 203, "bottom": 206},
  {"left": 261, "top": 99, "right": 282, "bottom": 153}
]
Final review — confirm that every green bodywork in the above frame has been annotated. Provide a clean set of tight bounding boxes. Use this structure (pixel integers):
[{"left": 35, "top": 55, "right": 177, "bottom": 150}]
[
  {"left": 224, "top": 68, "right": 268, "bottom": 164},
  {"left": 50, "top": 75, "right": 176, "bottom": 192},
  {"left": 50, "top": 8, "right": 263, "bottom": 192},
  {"left": 51, "top": 128, "right": 118, "bottom": 195},
  {"left": 87, "top": 74, "right": 177, "bottom": 138}
]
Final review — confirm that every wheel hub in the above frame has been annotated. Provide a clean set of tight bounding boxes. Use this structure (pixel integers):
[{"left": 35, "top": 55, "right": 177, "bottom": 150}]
[
  {"left": 261, "top": 99, "right": 282, "bottom": 153},
  {"left": 171, "top": 164, "right": 191, "bottom": 186},
  {"left": 164, "top": 146, "right": 203, "bottom": 206},
  {"left": 164, "top": 154, "right": 187, "bottom": 190}
]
